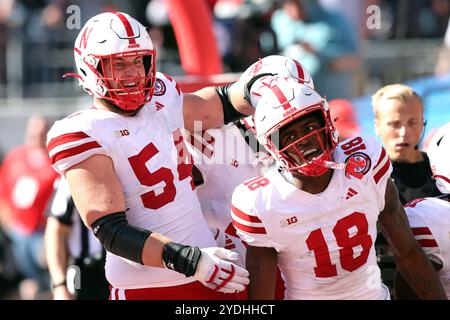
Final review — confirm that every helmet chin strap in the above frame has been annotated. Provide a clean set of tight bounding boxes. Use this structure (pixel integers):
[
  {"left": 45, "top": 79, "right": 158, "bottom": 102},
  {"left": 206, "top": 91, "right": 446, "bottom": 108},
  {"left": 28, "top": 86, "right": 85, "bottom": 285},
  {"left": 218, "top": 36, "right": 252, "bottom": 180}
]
[{"left": 318, "top": 159, "right": 346, "bottom": 170}]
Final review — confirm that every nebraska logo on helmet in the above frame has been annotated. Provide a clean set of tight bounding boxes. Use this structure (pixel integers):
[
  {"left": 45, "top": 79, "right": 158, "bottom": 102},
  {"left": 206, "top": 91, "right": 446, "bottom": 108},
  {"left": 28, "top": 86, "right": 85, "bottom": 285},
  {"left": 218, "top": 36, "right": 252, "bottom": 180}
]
[
  {"left": 242, "top": 55, "right": 315, "bottom": 107},
  {"left": 66, "top": 12, "right": 156, "bottom": 111}
]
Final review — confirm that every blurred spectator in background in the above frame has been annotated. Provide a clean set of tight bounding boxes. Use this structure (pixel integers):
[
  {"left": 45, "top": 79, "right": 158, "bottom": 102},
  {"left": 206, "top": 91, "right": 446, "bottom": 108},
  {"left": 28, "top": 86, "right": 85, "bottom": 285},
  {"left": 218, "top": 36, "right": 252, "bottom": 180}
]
[
  {"left": 376, "top": 0, "right": 450, "bottom": 39},
  {"left": 0, "top": 148, "right": 21, "bottom": 299},
  {"left": 319, "top": 0, "right": 381, "bottom": 39},
  {"left": 372, "top": 84, "right": 443, "bottom": 204},
  {"left": 0, "top": 115, "right": 58, "bottom": 299},
  {"left": 435, "top": 1, "right": 450, "bottom": 75},
  {"left": 418, "top": 0, "right": 450, "bottom": 38},
  {"left": 371, "top": 84, "right": 443, "bottom": 294},
  {"left": 213, "top": 0, "right": 279, "bottom": 71},
  {"left": 0, "top": 0, "right": 14, "bottom": 86},
  {"left": 328, "top": 98, "right": 361, "bottom": 141},
  {"left": 45, "top": 177, "right": 108, "bottom": 300},
  {"left": 271, "top": 0, "right": 360, "bottom": 100}
]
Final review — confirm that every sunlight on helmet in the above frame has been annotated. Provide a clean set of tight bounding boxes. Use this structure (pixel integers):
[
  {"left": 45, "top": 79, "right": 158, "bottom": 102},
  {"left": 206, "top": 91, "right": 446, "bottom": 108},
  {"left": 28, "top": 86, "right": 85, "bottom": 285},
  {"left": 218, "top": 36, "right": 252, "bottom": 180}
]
[
  {"left": 67, "top": 12, "right": 156, "bottom": 111},
  {"left": 253, "top": 76, "right": 339, "bottom": 177}
]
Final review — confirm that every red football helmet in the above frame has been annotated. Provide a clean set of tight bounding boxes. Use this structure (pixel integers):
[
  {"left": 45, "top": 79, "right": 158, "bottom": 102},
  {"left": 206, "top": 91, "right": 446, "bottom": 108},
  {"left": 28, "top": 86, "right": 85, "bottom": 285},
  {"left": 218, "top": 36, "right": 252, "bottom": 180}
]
[
  {"left": 68, "top": 12, "right": 156, "bottom": 111},
  {"left": 253, "top": 76, "right": 339, "bottom": 177}
]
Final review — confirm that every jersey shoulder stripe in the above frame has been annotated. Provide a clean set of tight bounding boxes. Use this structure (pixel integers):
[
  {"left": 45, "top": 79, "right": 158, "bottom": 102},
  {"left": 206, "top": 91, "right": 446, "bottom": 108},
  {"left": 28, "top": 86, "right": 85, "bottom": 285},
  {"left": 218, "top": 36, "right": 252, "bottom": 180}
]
[
  {"left": 411, "top": 227, "right": 438, "bottom": 248},
  {"left": 47, "top": 131, "right": 102, "bottom": 165},
  {"left": 373, "top": 146, "right": 390, "bottom": 184},
  {"left": 231, "top": 205, "right": 267, "bottom": 235}
]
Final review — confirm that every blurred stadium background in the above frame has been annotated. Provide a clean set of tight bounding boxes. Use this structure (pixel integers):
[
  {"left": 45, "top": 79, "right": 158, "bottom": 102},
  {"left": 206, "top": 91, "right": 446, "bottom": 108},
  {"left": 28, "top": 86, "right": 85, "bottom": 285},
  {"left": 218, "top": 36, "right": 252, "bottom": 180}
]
[
  {"left": 0, "top": 0, "right": 450, "bottom": 156},
  {"left": 1, "top": 0, "right": 450, "bottom": 299}
]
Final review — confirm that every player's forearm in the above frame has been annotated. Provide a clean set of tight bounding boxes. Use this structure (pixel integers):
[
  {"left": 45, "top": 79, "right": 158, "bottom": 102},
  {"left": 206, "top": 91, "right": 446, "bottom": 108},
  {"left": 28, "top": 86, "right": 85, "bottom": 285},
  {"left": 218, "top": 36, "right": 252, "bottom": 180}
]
[
  {"left": 141, "top": 232, "right": 171, "bottom": 268},
  {"left": 45, "top": 221, "right": 70, "bottom": 284},
  {"left": 247, "top": 246, "right": 278, "bottom": 300},
  {"left": 394, "top": 244, "right": 447, "bottom": 300},
  {"left": 229, "top": 79, "right": 255, "bottom": 116}
]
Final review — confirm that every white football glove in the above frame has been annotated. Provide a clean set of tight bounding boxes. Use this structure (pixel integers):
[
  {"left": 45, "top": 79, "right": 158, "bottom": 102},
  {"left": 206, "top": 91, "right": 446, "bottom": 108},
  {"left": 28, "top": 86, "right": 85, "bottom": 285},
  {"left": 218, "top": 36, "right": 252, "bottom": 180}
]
[
  {"left": 194, "top": 247, "right": 249, "bottom": 294},
  {"left": 211, "top": 228, "right": 246, "bottom": 268}
]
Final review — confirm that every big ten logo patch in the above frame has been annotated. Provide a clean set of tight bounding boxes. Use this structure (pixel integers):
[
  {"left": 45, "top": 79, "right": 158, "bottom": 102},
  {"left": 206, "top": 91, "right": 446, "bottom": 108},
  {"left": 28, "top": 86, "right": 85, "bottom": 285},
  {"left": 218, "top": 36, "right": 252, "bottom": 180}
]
[
  {"left": 280, "top": 216, "right": 298, "bottom": 228},
  {"left": 114, "top": 129, "right": 130, "bottom": 137}
]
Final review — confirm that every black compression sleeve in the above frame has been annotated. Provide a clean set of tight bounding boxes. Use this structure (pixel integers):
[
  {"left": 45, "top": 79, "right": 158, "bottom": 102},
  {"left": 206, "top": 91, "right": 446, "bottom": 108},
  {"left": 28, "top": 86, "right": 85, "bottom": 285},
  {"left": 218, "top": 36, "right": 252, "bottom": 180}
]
[
  {"left": 243, "top": 72, "right": 274, "bottom": 104},
  {"left": 91, "top": 212, "right": 151, "bottom": 264},
  {"left": 216, "top": 83, "right": 246, "bottom": 124}
]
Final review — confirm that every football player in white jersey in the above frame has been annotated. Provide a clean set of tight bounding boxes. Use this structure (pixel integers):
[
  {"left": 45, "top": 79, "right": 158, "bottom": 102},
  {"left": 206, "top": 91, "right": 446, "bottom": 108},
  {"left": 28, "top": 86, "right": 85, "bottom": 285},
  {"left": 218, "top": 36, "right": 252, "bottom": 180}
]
[
  {"left": 187, "top": 56, "right": 315, "bottom": 299},
  {"left": 46, "top": 12, "right": 257, "bottom": 300},
  {"left": 231, "top": 76, "right": 446, "bottom": 299},
  {"left": 189, "top": 55, "right": 313, "bottom": 233},
  {"left": 395, "top": 122, "right": 450, "bottom": 299}
]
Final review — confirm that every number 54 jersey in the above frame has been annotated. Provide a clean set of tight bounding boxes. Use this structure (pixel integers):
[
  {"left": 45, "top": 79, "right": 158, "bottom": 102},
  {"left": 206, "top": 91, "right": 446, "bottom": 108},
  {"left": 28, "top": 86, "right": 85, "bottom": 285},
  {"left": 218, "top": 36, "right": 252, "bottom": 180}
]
[
  {"left": 47, "top": 73, "right": 216, "bottom": 289},
  {"left": 232, "top": 136, "right": 392, "bottom": 300}
]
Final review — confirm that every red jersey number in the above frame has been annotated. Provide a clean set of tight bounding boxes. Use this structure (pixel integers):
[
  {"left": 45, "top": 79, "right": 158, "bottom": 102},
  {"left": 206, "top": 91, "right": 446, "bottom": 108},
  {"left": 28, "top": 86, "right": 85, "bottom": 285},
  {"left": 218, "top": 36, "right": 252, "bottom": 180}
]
[
  {"left": 128, "top": 133, "right": 194, "bottom": 210},
  {"left": 341, "top": 137, "right": 366, "bottom": 156},
  {"left": 243, "top": 176, "right": 270, "bottom": 191},
  {"left": 128, "top": 142, "right": 176, "bottom": 210},
  {"left": 306, "top": 212, "right": 373, "bottom": 277}
]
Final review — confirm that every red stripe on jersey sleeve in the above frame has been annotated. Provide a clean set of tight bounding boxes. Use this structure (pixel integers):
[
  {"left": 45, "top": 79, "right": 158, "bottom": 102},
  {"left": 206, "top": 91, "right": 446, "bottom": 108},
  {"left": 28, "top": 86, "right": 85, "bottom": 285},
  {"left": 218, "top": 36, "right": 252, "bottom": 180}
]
[
  {"left": 373, "top": 157, "right": 391, "bottom": 184},
  {"left": 47, "top": 131, "right": 91, "bottom": 153},
  {"left": 50, "top": 141, "right": 102, "bottom": 164},
  {"left": 231, "top": 205, "right": 262, "bottom": 223},
  {"left": 412, "top": 227, "right": 433, "bottom": 236},
  {"left": 374, "top": 148, "right": 387, "bottom": 170},
  {"left": 417, "top": 239, "right": 438, "bottom": 247},
  {"left": 232, "top": 220, "right": 267, "bottom": 235}
]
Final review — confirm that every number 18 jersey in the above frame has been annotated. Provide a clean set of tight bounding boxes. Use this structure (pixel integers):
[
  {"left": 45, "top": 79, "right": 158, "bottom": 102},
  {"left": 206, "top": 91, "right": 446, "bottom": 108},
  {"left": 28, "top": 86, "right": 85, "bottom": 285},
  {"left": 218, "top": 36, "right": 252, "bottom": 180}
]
[{"left": 231, "top": 136, "right": 392, "bottom": 299}]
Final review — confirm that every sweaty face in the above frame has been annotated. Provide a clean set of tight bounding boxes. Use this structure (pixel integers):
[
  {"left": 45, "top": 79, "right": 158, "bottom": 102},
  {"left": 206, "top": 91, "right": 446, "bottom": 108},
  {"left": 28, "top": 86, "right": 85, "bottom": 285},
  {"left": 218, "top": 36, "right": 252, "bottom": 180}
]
[
  {"left": 276, "top": 112, "right": 327, "bottom": 167},
  {"left": 101, "top": 55, "right": 146, "bottom": 91},
  {"left": 375, "top": 98, "right": 424, "bottom": 163}
]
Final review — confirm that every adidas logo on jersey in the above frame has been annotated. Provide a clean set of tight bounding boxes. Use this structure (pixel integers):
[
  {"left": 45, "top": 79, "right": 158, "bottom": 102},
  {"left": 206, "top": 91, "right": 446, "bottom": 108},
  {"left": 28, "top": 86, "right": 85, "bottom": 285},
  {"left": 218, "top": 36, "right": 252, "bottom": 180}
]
[
  {"left": 114, "top": 129, "right": 130, "bottom": 137},
  {"left": 346, "top": 188, "right": 358, "bottom": 200},
  {"left": 280, "top": 216, "right": 298, "bottom": 227},
  {"left": 155, "top": 101, "right": 164, "bottom": 110}
]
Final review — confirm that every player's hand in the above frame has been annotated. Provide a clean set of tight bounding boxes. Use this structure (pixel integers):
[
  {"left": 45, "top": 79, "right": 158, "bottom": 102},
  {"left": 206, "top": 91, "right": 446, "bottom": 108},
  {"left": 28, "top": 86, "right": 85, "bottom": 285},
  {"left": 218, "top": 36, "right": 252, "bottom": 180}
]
[
  {"left": 212, "top": 228, "right": 246, "bottom": 268},
  {"left": 52, "top": 285, "right": 75, "bottom": 300},
  {"left": 194, "top": 247, "right": 250, "bottom": 294}
]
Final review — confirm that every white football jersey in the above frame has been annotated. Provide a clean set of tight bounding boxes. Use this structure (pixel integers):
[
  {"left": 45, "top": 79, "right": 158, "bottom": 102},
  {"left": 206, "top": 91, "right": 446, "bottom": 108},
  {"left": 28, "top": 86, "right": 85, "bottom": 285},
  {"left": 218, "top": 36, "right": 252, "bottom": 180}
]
[
  {"left": 232, "top": 135, "right": 392, "bottom": 300},
  {"left": 404, "top": 197, "right": 450, "bottom": 298},
  {"left": 47, "top": 72, "right": 216, "bottom": 289},
  {"left": 186, "top": 124, "right": 261, "bottom": 231}
]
